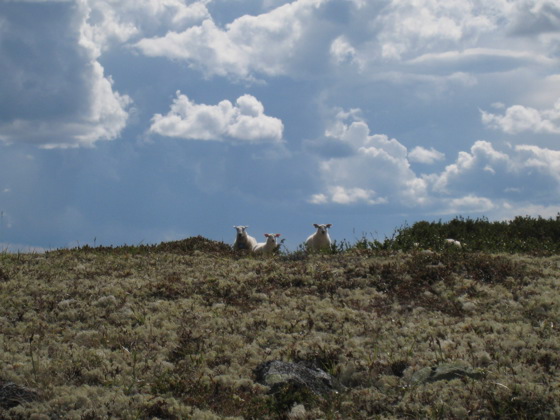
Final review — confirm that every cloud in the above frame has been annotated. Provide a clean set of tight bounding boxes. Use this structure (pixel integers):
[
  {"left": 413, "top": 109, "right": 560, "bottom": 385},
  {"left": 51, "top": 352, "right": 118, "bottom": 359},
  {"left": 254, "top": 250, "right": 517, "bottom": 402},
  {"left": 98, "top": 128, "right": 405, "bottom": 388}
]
[
  {"left": 309, "top": 186, "right": 387, "bottom": 205},
  {"left": 311, "top": 110, "right": 560, "bottom": 218},
  {"left": 82, "top": 0, "right": 211, "bottom": 53},
  {"left": 134, "top": 0, "right": 326, "bottom": 79},
  {"left": 430, "top": 140, "right": 560, "bottom": 202},
  {"left": 310, "top": 110, "right": 429, "bottom": 206},
  {"left": 446, "top": 194, "right": 496, "bottom": 213},
  {"left": 372, "top": 0, "right": 502, "bottom": 61},
  {"left": 406, "top": 48, "right": 556, "bottom": 74},
  {"left": 327, "top": 1, "right": 558, "bottom": 89},
  {"left": 0, "top": 1, "right": 130, "bottom": 148},
  {"left": 330, "top": 35, "right": 363, "bottom": 69},
  {"left": 0, "top": 243, "right": 47, "bottom": 254},
  {"left": 149, "top": 91, "right": 284, "bottom": 142},
  {"left": 431, "top": 140, "right": 513, "bottom": 193},
  {"left": 408, "top": 146, "right": 445, "bottom": 164},
  {"left": 496, "top": 203, "right": 560, "bottom": 221},
  {"left": 129, "top": 0, "right": 560, "bottom": 91},
  {"left": 508, "top": 0, "right": 560, "bottom": 36},
  {"left": 515, "top": 144, "right": 560, "bottom": 183},
  {"left": 481, "top": 99, "right": 560, "bottom": 134}
]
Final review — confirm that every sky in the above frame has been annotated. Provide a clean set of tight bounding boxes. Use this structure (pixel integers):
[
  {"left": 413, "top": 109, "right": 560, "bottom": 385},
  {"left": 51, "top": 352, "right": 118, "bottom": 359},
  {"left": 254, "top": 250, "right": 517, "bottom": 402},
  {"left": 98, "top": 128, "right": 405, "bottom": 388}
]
[{"left": 1, "top": 0, "right": 560, "bottom": 252}]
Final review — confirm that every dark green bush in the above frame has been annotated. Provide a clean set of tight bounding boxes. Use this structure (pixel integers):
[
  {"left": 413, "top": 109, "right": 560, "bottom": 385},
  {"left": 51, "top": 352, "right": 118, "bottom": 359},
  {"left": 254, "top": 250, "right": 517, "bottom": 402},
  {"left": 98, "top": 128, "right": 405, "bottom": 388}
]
[{"left": 357, "top": 214, "right": 560, "bottom": 254}]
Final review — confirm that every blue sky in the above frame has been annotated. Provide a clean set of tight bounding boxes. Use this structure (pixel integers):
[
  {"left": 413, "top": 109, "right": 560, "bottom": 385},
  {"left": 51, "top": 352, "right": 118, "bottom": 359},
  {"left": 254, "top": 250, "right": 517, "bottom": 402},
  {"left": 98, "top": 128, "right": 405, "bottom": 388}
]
[{"left": 1, "top": 0, "right": 560, "bottom": 251}]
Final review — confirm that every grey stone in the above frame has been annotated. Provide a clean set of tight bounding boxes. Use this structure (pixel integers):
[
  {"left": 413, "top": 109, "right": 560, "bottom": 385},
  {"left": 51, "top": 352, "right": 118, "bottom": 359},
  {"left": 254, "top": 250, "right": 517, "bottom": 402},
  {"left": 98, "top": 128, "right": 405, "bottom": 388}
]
[
  {"left": 254, "top": 360, "right": 343, "bottom": 396},
  {"left": 410, "top": 362, "right": 484, "bottom": 384},
  {"left": 0, "top": 380, "right": 39, "bottom": 409}
]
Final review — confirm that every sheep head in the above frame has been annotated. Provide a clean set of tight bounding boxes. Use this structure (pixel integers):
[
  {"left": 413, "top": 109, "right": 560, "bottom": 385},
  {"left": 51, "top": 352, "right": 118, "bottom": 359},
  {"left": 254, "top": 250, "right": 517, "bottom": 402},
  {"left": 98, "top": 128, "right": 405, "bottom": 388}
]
[
  {"left": 313, "top": 224, "right": 332, "bottom": 235},
  {"left": 264, "top": 233, "right": 281, "bottom": 244},
  {"left": 234, "top": 225, "right": 249, "bottom": 240}
]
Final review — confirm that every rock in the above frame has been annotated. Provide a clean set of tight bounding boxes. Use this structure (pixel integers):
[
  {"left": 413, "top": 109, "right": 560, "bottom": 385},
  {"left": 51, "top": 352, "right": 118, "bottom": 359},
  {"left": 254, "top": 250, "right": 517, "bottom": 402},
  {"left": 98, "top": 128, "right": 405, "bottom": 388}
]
[
  {"left": 0, "top": 380, "right": 39, "bottom": 409},
  {"left": 288, "top": 403, "right": 307, "bottom": 419},
  {"left": 410, "top": 362, "right": 484, "bottom": 385},
  {"left": 254, "top": 360, "right": 343, "bottom": 396},
  {"left": 254, "top": 360, "right": 344, "bottom": 413}
]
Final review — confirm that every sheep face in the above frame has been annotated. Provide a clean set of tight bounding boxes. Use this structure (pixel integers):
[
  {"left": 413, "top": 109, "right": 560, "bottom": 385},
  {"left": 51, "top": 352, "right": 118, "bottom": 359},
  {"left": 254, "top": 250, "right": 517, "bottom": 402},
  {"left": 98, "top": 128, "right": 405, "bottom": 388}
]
[
  {"left": 264, "top": 233, "right": 281, "bottom": 245},
  {"left": 234, "top": 225, "right": 249, "bottom": 240},
  {"left": 313, "top": 224, "right": 332, "bottom": 235},
  {"left": 233, "top": 225, "right": 258, "bottom": 252},
  {"left": 306, "top": 224, "right": 332, "bottom": 252},
  {"left": 254, "top": 233, "right": 281, "bottom": 255}
]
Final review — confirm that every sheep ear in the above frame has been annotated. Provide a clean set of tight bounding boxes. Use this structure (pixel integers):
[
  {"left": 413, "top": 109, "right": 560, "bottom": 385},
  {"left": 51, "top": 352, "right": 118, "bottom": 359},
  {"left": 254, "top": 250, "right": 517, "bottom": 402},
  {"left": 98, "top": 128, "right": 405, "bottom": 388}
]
[
  {"left": 264, "top": 234, "right": 269, "bottom": 237},
  {"left": 313, "top": 224, "right": 320, "bottom": 228},
  {"left": 275, "top": 234, "right": 281, "bottom": 237},
  {"left": 326, "top": 224, "right": 332, "bottom": 228}
]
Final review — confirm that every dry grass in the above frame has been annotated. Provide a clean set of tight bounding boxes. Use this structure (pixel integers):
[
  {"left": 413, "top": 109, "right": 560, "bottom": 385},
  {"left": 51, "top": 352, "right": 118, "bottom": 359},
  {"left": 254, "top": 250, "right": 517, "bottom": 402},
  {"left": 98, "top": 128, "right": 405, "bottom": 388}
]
[{"left": 0, "top": 238, "right": 559, "bottom": 419}]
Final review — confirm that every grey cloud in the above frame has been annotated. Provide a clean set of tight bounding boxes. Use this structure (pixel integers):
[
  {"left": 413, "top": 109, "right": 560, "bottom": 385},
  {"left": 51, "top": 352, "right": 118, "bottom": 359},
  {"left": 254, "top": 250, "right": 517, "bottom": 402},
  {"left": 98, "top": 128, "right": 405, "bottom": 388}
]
[
  {"left": 0, "top": 2, "right": 89, "bottom": 122},
  {"left": 302, "top": 137, "right": 355, "bottom": 158},
  {"left": 0, "top": 1, "right": 130, "bottom": 148},
  {"left": 509, "top": 0, "right": 560, "bottom": 36},
  {"left": 406, "top": 48, "right": 556, "bottom": 75}
]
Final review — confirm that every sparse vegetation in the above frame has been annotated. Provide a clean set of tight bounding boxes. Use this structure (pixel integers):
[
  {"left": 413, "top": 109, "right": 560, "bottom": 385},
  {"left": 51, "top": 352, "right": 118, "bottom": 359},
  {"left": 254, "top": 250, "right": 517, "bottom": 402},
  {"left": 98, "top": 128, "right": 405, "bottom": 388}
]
[{"left": 1, "top": 219, "right": 560, "bottom": 419}]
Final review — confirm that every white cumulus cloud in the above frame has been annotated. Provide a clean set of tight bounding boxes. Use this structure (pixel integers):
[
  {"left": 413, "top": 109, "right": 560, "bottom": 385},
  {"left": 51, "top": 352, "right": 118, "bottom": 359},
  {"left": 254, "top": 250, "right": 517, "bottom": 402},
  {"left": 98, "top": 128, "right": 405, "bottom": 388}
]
[
  {"left": 311, "top": 110, "right": 560, "bottom": 218},
  {"left": 134, "top": 0, "right": 325, "bottom": 79},
  {"left": 481, "top": 99, "right": 560, "bottom": 134},
  {"left": 408, "top": 146, "right": 445, "bottom": 164},
  {"left": 82, "top": 0, "right": 211, "bottom": 53},
  {"left": 149, "top": 92, "right": 284, "bottom": 143},
  {"left": 447, "top": 194, "right": 496, "bottom": 213},
  {"left": 310, "top": 110, "right": 428, "bottom": 206},
  {"left": 309, "top": 186, "right": 386, "bottom": 205},
  {"left": 430, "top": 140, "right": 560, "bottom": 202},
  {"left": 330, "top": 35, "right": 363, "bottom": 69},
  {"left": 373, "top": 0, "right": 502, "bottom": 61},
  {"left": 128, "top": 0, "right": 560, "bottom": 92}
]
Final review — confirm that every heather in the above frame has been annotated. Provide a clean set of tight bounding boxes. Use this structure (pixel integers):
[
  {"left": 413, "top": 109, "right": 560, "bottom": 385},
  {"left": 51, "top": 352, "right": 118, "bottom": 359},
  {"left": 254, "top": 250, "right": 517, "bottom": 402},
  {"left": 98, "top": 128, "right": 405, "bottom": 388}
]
[{"left": 1, "top": 217, "right": 559, "bottom": 419}]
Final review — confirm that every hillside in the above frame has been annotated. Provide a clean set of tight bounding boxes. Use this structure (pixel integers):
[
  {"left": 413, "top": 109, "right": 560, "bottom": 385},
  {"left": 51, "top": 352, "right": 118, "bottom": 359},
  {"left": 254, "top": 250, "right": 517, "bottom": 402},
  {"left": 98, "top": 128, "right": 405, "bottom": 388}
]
[{"left": 1, "top": 236, "right": 559, "bottom": 419}]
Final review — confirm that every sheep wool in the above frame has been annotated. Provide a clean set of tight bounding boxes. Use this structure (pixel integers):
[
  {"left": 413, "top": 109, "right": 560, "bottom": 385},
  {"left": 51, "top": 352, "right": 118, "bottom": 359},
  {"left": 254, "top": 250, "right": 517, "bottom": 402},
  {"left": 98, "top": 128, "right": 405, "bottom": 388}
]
[
  {"left": 254, "top": 233, "right": 281, "bottom": 255},
  {"left": 233, "top": 226, "right": 258, "bottom": 252},
  {"left": 305, "top": 224, "right": 332, "bottom": 252}
]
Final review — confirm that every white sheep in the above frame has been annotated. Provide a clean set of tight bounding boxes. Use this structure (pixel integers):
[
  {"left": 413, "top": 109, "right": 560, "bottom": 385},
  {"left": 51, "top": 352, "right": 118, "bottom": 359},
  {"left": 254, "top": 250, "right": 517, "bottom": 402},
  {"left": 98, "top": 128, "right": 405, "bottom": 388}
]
[
  {"left": 253, "top": 233, "right": 281, "bottom": 255},
  {"left": 232, "top": 226, "right": 257, "bottom": 252},
  {"left": 305, "top": 223, "right": 332, "bottom": 252},
  {"left": 444, "top": 238, "right": 462, "bottom": 248}
]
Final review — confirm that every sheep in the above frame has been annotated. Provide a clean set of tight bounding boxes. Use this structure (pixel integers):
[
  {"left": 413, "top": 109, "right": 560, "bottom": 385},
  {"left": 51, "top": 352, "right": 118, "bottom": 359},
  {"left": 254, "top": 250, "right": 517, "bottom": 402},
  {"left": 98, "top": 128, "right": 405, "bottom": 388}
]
[
  {"left": 253, "top": 233, "right": 281, "bottom": 255},
  {"left": 444, "top": 238, "right": 462, "bottom": 248},
  {"left": 232, "top": 226, "right": 257, "bottom": 252},
  {"left": 305, "top": 223, "right": 332, "bottom": 252}
]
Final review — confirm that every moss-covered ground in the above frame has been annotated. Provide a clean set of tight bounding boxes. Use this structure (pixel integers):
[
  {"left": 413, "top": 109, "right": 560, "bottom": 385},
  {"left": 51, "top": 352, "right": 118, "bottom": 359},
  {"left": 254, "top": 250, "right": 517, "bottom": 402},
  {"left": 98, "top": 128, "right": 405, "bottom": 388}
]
[{"left": 1, "top": 236, "right": 559, "bottom": 419}]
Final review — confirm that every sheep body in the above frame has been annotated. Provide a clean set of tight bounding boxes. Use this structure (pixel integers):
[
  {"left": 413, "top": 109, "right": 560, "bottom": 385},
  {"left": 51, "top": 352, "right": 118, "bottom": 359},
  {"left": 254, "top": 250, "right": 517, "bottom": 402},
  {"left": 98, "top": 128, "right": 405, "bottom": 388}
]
[
  {"left": 254, "top": 233, "right": 281, "bottom": 255},
  {"left": 233, "top": 226, "right": 257, "bottom": 252},
  {"left": 444, "top": 238, "right": 462, "bottom": 248},
  {"left": 305, "top": 224, "right": 332, "bottom": 252}
]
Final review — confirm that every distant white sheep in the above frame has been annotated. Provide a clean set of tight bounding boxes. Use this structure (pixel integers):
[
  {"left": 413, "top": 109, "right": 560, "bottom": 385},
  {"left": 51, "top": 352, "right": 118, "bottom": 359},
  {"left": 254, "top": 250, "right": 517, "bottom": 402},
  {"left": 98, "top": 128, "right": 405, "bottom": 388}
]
[
  {"left": 305, "top": 223, "right": 332, "bottom": 252},
  {"left": 232, "top": 226, "right": 257, "bottom": 252},
  {"left": 253, "top": 233, "right": 281, "bottom": 255},
  {"left": 444, "top": 238, "right": 462, "bottom": 248}
]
